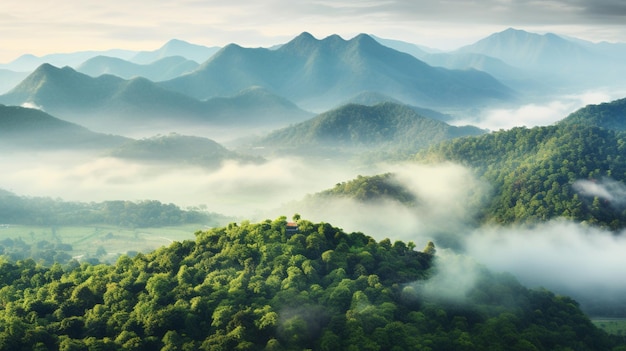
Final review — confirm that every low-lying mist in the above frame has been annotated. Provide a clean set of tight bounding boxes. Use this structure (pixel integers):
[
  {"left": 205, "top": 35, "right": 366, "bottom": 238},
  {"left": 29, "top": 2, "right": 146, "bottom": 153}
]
[
  {"left": 451, "top": 89, "right": 625, "bottom": 130},
  {"left": 3, "top": 147, "right": 626, "bottom": 315},
  {"left": 270, "top": 162, "right": 626, "bottom": 316}
]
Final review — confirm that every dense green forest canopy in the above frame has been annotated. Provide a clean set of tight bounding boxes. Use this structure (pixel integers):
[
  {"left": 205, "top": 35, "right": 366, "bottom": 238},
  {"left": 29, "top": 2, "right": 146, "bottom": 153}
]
[
  {"left": 559, "top": 97, "right": 626, "bottom": 131},
  {"left": 0, "top": 189, "right": 214, "bottom": 228},
  {"left": 317, "top": 173, "right": 417, "bottom": 205},
  {"left": 416, "top": 124, "right": 626, "bottom": 228},
  {"left": 0, "top": 217, "right": 622, "bottom": 350},
  {"left": 259, "top": 102, "right": 485, "bottom": 160}
]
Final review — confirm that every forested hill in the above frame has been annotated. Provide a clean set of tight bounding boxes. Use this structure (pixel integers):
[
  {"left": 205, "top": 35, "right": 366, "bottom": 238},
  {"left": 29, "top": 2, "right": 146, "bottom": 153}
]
[
  {"left": 108, "top": 133, "right": 264, "bottom": 169},
  {"left": 559, "top": 97, "right": 626, "bottom": 131},
  {"left": 0, "top": 217, "right": 619, "bottom": 350},
  {"left": 260, "top": 102, "right": 485, "bottom": 158},
  {"left": 417, "top": 124, "right": 626, "bottom": 228}
]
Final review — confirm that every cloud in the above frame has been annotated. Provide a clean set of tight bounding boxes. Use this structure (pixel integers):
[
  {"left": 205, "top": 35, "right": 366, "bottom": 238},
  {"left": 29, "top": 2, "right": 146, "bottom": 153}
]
[
  {"left": 465, "top": 220, "right": 626, "bottom": 312},
  {"left": 281, "top": 162, "right": 490, "bottom": 245},
  {"left": 411, "top": 248, "right": 483, "bottom": 303},
  {"left": 573, "top": 177, "right": 626, "bottom": 209},
  {"left": 453, "top": 90, "right": 624, "bottom": 131}
]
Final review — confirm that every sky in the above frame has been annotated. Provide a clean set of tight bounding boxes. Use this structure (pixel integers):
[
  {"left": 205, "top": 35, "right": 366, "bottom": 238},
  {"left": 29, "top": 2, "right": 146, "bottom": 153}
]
[{"left": 1, "top": 0, "right": 626, "bottom": 63}]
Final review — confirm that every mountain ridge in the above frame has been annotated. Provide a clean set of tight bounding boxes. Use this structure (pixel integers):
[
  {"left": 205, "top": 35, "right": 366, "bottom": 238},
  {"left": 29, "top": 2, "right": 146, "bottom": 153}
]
[{"left": 161, "top": 32, "right": 514, "bottom": 111}]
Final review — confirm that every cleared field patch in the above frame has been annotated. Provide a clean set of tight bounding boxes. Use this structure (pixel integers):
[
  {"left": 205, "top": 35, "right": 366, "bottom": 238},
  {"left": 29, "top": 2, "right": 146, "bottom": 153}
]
[
  {"left": 0, "top": 224, "right": 203, "bottom": 263},
  {"left": 592, "top": 318, "right": 626, "bottom": 336}
]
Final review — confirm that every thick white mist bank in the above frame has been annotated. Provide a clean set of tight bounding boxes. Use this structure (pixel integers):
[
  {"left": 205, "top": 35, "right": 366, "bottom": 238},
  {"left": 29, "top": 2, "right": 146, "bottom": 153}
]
[{"left": 452, "top": 90, "right": 625, "bottom": 131}]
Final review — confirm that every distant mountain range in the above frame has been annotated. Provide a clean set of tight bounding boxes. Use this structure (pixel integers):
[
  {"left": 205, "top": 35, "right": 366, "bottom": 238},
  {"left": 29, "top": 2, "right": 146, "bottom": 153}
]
[
  {"left": 0, "top": 64, "right": 312, "bottom": 134},
  {"left": 376, "top": 28, "right": 626, "bottom": 94},
  {"left": 0, "top": 104, "right": 128, "bottom": 150},
  {"left": 130, "top": 39, "right": 220, "bottom": 64},
  {"left": 0, "top": 69, "right": 28, "bottom": 94},
  {"left": 0, "top": 104, "right": 265, "bottom": 168},
  {"left": 258, "top": 102, "right": 485, "bottom": 160},
  {"left": 0, "top": 39, "right": 219, "bottom": 71},
  {"left": 160, "top": 32, "right": 514, "bottom": 111},
  {"left": 77, "top": 55, "right": 199, "bottom": 81}
]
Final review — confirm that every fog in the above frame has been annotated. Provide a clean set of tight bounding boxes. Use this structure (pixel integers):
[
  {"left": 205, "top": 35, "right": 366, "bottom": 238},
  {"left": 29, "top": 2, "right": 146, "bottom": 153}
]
[
  {"left": 0, "top": 151, "right": 362, "bottom": 217},
  {"left": 3, "top": 143, "right": 626, "bottom": 315},
  {"left": 451, "top": 90, "right": 624, "bottom": 130}
]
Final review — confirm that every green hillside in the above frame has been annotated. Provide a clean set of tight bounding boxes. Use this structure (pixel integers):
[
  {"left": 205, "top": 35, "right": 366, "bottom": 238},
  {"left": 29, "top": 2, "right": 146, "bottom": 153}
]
[
  {"left": 316, "top": 173, "right": 417, "bottom": 205},
  {"left": 417, "top": 124, "right": 626, "bottom": 228},
  {"left": 559, "top": 97, "right": 626, "bottom": 131},
  {"left": 260, "top": 102, "right": 485, "bottom": 159},
  {"left": 0, "top": 217, "right": 619, "bottom": 350},
  {"left": 109, "top": 133, "right": 263, "bottom": 168}
]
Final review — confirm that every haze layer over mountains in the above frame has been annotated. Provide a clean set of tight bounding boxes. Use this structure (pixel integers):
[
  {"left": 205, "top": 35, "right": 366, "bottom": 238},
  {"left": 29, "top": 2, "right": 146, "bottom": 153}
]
[{"left": 2, "top": 28, "right": 626, "bottom": 318}]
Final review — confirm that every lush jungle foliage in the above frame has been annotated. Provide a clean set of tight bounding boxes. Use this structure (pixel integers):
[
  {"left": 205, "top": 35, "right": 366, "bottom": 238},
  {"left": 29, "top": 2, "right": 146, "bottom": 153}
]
[
  {"left": 417, "top": 124, "right": 626, "bottom": 228},
  {"left": 0, "top": 217, "right": 622, "bottom": 350},
  {"left": 0, "top": 189, "right": 215, "bottom": 228}
]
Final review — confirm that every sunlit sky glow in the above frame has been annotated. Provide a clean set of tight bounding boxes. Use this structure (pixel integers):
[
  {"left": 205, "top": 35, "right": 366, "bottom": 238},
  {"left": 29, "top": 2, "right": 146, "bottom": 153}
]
[{"left": 1, "top": 0, "right": 626, "bottom": 63}]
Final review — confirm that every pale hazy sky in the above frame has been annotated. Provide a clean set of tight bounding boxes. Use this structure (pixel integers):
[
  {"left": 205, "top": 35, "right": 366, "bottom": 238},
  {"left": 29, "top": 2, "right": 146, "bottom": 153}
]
[{"left": 1, "top": 0, "right": 625, "bottom": 63}]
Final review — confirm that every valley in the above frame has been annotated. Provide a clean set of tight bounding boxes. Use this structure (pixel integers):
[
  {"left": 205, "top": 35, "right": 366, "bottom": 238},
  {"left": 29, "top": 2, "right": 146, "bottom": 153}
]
[{"left": 1, "top": 27, "right": 626, "bottom": 350}]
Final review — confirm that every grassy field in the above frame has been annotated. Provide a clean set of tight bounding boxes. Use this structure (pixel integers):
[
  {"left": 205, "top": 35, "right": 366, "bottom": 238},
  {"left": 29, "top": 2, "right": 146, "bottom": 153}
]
[
  {"left": 591, "top": 318, "right": 626, "bottom": 336},
  {"left": 0, "top": 223, "right": 207, "bottom": 263}
]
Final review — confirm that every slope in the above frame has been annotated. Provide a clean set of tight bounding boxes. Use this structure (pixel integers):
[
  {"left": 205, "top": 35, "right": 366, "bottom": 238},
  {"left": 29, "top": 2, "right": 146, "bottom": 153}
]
[
  {"left": 0, "top": 64, "right": 312, "bottom": 134},
  {"left": 109, "top": 133, "right": 264, "bottom": 169},
  {"left": 0, "top": 104, "right": 128, "bottom": 150},
  {"left": 454, "top": 28, "right": 624, "bottom": 90},
  {"left": 0, "top": 217, "right": 617, "bottom": 350},
  {"left": 559, "top": 97, "right": 626, "bottom": 131},
  {"left": 77, "top": 55, "right": 199, "bottom": 81},
  {"left": 417, "top": 121, "right": 626, "bottom": 229},
  {"left": 130, "top": 38, "right": 220, "bottom": 64},
  {"left": 161, "top": 32, "right": 515, "bottom": 110},
  {"left": 259, "top": 102, "right": 485, "bottom": 159}
]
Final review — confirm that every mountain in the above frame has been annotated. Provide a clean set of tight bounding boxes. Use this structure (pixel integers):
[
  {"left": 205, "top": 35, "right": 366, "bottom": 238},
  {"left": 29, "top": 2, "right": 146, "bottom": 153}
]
[
  {"left": 456, "top": 28, "right": 597, "bottom": 70},
  {"left": 131, "top": 38, "right": 220, "bottom": 64},
  {"left": 370, "top": 35, "right": 439, "bottom": 56},
  {"left": 160, "top": 32, "right": 515, "bottom": 111},
  {"left": 109, "top": 133, "right": 263, "bottom": 168},
  {"left": 559, "top": 97, "right": 626, "bottom": 131},
  {"left": 417, "top": 120, "right": 626, "bottom": 229},
  {"left": 0, "top": 69, "right": 28, "bottom": 94},
  {"left": 340, "top": 92, "right": 456, "bottom": 122},
  {"left": 259, "top": 102, "right": 485, "bottom": 160},
  {"left": 0, "top": 216, "right": 618, "bottom": 350},
  {"left": 454, "top": 28, "right": 625, "bottom": 90},
  {"left": 77, "top": 55, "right": 199, "bottom": 81},
  {"left": 0, "top": 64, "right": 312, "bottom": 134},
  {"left": 0, "top": 49, "right": 137, "bottom": 71},
  {"left": 0, "top": 104, "right": 128, "bottom": 150}
]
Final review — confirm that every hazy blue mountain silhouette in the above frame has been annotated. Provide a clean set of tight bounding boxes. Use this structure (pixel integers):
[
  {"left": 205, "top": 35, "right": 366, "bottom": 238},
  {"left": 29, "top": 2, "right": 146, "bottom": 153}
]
[
  {"left": 0, "top": 64, "right": 312, "bottom": 133},
  {"left": 454, "top": 28, "right": 625, "bottom": 89},
  {"left": 161, "top": 32, "right": 514, "bottom": 111},
  {"left": 77, "top": 55, "right": 199, "bottom": 81},
  {"left": 130, "top": 39, "right": 220, "bottom": 64},
  {"left": 0, "top": 104, "right": 128, "bottom": 150}
]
